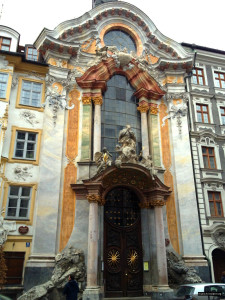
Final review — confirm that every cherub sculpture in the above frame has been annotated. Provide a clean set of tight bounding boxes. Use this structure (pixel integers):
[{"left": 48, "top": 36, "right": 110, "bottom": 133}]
[{"left": 94, "top": 147, "right": 112, "bottom": 174}]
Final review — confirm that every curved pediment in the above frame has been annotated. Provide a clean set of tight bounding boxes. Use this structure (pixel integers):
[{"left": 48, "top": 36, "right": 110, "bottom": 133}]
[
  {"left": 34, "top": 1, "right": 193, "bottom": 67},
  {"left": 71, "top": 164, "right": 171, "bottom": 206},
  {"left": 76, "top": 56, "right": 166, "bottom": 100}
]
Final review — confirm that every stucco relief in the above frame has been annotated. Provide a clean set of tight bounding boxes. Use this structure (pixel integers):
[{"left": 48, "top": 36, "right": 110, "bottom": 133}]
[
  {"left": 14, "top": 166, "right": 33, "bottom": 181},
  {"left": 0, "top": 56, "right": 9, "bottom": 69},
  {"left": 43, "top": 76, "right": 75, "bottom": 126},
  {"left": 20, "top": 111, "right": 39, "bottom": 126},
  {"left": 162, "top": 93, "right": 188, "bottom": 136},
  {"left": 212, "top": 228, "right": 225, "bottom": 249},
  {"left": 0, "top": 209, "right": 16, "bottom": 246}
]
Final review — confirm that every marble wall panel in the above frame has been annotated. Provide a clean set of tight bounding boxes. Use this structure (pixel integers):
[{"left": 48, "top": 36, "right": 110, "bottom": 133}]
[
  {"left": 66, "top": 199, "right": 89, "bottom": 264},
  {"left": 171, "top": 115, "right": 203, "bottom": 255},
  {"left": 32, "top": 106, "right": 65, "bottom": 254},
  {"left": 81, "top": 105, "right": 92, "bottom": 160}
]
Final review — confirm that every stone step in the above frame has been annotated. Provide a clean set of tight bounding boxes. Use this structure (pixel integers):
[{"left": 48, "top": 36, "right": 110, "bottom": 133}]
[{"left": 103, "top": 297, "right": 151, "bottom": 300}]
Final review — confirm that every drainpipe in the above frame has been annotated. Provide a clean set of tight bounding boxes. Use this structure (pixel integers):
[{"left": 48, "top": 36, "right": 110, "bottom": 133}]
[{"left": 184, "top": 49, "right": 212, "bottom": 282}]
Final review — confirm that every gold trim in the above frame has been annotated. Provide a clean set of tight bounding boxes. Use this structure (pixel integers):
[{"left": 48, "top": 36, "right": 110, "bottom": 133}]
[
  {"left": 2, "top": 182, "right": 38, "bottom": 225},
  {"left": 137, "top": 103, "right": 149, "bottom": 113},
  {"left": 16, "top": 77, "right": 45, "bottom": 111},
  {"left": 8, "top": 126, "right": 42, "bottom": 165},
  {"left": 0, "top": 69, "right": 13, "bottom": 103},
  {"left": 92, "top": 96, "right": 103, "bottom": 106},
  {"left": 82, "top": 96, "right": 92, "bottom": 105},
  {"left": 150, "top": 199, "right": 165, "bottom": 207},
  {"left": 149, "top": 104, "right": 159, "bottom": 115},
  {"left": 87, "top": 194, "right": 105, "bottom": 206}
]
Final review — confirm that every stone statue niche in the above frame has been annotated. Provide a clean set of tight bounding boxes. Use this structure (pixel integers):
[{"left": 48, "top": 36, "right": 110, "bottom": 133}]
[{"left": 93, "top": 0, "right": 118, "bottom": 8}]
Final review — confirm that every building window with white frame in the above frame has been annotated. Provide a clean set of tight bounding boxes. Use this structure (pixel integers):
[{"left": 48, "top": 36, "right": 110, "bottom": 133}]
[
  {"left": 20, "top": 80, "right": 42, "bottom": 107},
  {"left": 193, "top": 68, "right": 205, "bottom": 85},
  {"left": 6, "top": 186, "right": 31, "bottom": 219},
  {"left": 14, "top": 131, "right": 37, "bottom": 160},
  {"left": 220, "top": 107, "right": 225, "bottom": 125},
  {"left": 196, "top": 104, "right": 210, "bottom": 123},
  {"left": 0, "top": 72, "right": 8, "bottom": 98},
  {"left": 202, "top": 146, "right": 217, "bottom": 169},
  {"left": 208, "top": 191, "right": 223, "bottom": 217},
  {"left": 214, "top": 72, "right": 225, "bottom": 89}
]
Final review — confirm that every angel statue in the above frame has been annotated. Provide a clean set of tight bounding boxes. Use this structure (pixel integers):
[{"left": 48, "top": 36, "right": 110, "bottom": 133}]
[
  {"left": 94, "top": 147, "right": 112, "bottom": 174},
  {"left": 115, "top": 125, "right": 138, "bottom": 167},
  {"left": 139, "top": 154, "right": 158, "bottom": 179}
]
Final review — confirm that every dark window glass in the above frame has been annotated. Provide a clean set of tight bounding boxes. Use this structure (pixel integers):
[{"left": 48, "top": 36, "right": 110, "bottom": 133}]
[
  {"left": 208, "top": 191, "right": 223, "bottom": 217},
  {"left": 101, "top": 75, "right": 141, "bottom": 159},
  {"left": 104, "top": 30, "right": 136, "bottom": 53}
]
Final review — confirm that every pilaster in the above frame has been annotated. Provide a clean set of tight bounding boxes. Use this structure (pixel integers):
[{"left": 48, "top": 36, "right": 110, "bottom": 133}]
[{"left": 137, "top": 100, "right": 150, "bottom": 158}]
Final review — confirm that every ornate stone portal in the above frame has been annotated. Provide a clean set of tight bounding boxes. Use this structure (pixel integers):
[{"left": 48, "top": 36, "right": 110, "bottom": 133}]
[{"left": 72, "top": 126, "right": 172, "bottom": 299}]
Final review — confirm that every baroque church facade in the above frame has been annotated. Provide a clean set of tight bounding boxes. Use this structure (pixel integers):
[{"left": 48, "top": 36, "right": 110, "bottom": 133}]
[{"left": 0, "top": 0, "right": 225, "bottom": 298}]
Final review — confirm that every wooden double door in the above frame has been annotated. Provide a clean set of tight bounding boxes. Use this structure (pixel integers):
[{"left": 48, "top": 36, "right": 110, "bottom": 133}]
[{"left": 104, "top": 187, "right": 143, "bottom": 298}]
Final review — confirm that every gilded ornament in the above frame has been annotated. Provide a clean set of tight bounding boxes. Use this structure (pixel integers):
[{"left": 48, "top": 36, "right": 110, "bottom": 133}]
[
  {"left": 150, "top": 199, "right": 165, "bottom": 207},
  {"left": 107, "top": 249, "right": 120, "bottom": 270},
  {"left": 149, "top": 106, "right": 159, "bottom": 115},
  {"left": 87, "top": 194, "right": 105, "bottom": 206},
  {"left": 127, "top": 249, "right": 138, "bottom": 268},
  {"left": 82, "top": 96, "right": 92, "bottom": 105},
  {"left": 92, "top": 96, "right": 103, "bottom": 106},
  {"left": 137, "top": 104, "right": 149, "bottom": 113},
  {"left": 139, "top": 202, "right": 151, "bottom": 209}
]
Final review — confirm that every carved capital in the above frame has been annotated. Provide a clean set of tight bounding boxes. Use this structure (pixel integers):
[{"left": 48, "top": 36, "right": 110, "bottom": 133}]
[
  {"left": 137, "top": 103, "right": 149, "bottom": 113},
  {"left": 150, "top": 199, "right": 166, "bottom": 207},
  {"left": 149, "top": 103, "right": 159, "bottom": 115},
  {"left": 82, "top": 96, "right": 92, "bottom": 105},
  {"left": 139, "top": 201, "right": 151, "bottom": 209},
  {"left": 87, "top": 194, "right": 105, "bottom": 206},
  {"left": 92, "top": 96, "right": 103, "bottom": 106}
]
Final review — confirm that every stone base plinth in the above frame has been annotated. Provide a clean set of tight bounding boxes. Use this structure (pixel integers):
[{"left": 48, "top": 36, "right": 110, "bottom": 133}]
[
  {"left": 23, "top": 255, "right": 55, "bottom": 291},
  {"left": 83, "top": 287, "right": 102, "bottom": 300},
  {"left": 182, "top": 255, "right": 208, "bottom": 266}
]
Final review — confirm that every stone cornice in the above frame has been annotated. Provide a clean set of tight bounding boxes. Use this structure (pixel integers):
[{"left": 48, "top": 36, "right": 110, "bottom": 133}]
[{"left": 190, "top": 130, "right": 225, "bottom": 142}]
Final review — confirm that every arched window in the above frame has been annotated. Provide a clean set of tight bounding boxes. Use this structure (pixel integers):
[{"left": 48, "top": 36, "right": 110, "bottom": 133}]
[
  {"left": 101, "top": 74, "right": 141, "bottom": 159},
  {"left": 104, "top": 29, "right": 136, "bottom": 53}
]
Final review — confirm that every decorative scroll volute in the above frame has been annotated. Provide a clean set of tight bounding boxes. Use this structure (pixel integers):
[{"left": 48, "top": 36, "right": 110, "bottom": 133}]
[
  {"left": 87, "top": 194, "right": 105, "bottom": 206},
  {"left": 82, "top": 96, "right": 92, "bottom": 105},
  {"left": 92, "top": 96, "right": 103, "bottom": 106}
]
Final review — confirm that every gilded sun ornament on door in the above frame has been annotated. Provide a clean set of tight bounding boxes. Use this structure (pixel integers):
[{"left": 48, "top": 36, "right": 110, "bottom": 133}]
[
  {"left": 127, "top": 249, "right": 138, "bottom": 269},
  {"left": 107, "top": 249, "right": 120, "bottom": 270}
]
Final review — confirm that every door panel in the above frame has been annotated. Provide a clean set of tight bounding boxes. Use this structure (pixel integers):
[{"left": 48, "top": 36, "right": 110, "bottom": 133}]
[
  {"left": 212, "top": 248, "right": 225, "bottom": 282},
  {"left": 104, "top": 187, "right": 143, "bottom": 298}
]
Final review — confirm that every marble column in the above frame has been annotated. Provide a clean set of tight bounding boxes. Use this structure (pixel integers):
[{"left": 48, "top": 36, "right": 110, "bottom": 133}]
[
  {"left": 87, "top": 199, "right": 99, "bottom": 287},
  {"left": 83, "top": 194, "right": 103, "bottom": 300},
  {"left": 138, "top": 102, "right": 150, "bottom": 158},
  {"left": 93, "top": 96, "right": 103, "bottom": 155},
  {"left": 151, "top": 198, "right": 169, "bottom": 287}
]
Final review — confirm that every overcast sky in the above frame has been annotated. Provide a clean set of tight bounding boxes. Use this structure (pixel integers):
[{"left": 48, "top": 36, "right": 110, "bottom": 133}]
[{"left": 0, "top": 0, "right": 224, "bottom": 51}]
